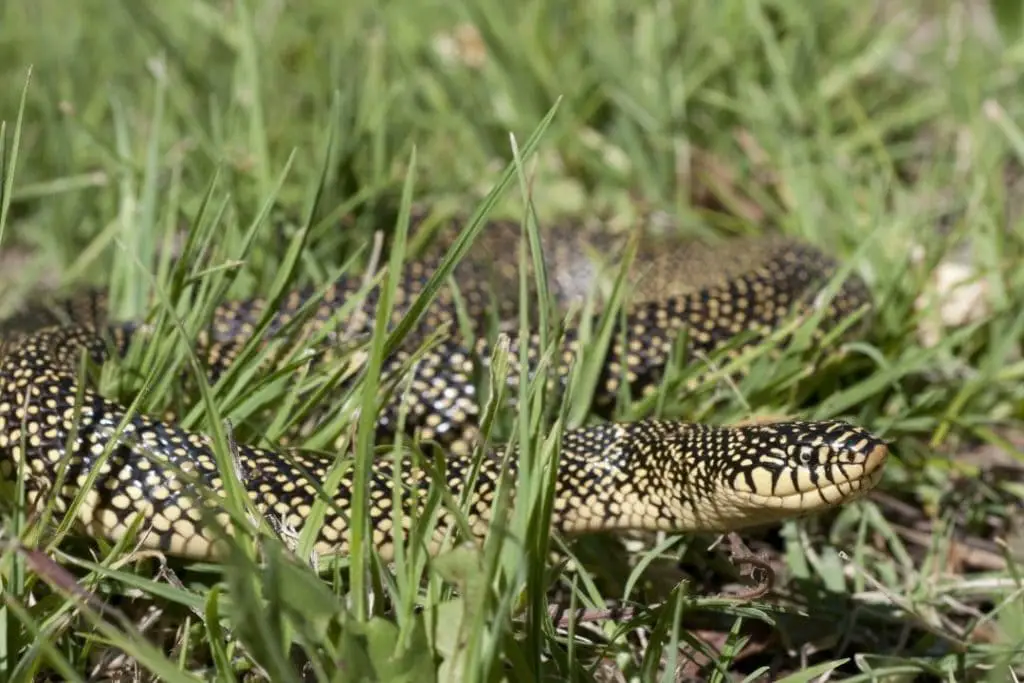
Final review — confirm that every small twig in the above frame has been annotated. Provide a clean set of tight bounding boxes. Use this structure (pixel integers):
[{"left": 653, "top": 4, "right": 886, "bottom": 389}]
[{"left": 719, "top": 532, "right": 776, "bottom": 600}]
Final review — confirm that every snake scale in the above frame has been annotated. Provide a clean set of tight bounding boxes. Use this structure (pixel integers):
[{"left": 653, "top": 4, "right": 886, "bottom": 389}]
[{"left": 0, "top": 215, "right": 889, "bottom": 562}]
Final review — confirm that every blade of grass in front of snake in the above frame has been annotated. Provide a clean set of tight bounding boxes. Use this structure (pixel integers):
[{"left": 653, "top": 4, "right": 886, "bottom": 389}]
[
  {"left": 378, "top": 98, "right": 563, "bottom": 360},
  {"left": 512, "top": 134, "right": 552, "bottom": 360},
  {"left": 182, "top": 127, "right": 358, "bottom": 432},
  {"left": 346, "top": 103, "right": 562, "bottom": 627},
  {"left": 463, "top": 230, "right": 540, "bottom": 675},
  {"left": 386, "top": 363, "right": 432, "bottom": 638},
  {"left": 289, "top": 325, "right": 461, "bottom": 568},
  {"left": 512, "top": 135, "right": 572, "bottom": 663},
  {"left": 189, "top": 101, "right": 344, "bottom": 429},
  {"left": 349, "top": 146, "right": 418, "bottom": 620},
  {"left": 195, "top": 261, "right": 379, "bottom": 441},
  {"left": 567, "top": 228, "right": 639, "bottom": 428},
  {"left": 453, "top": 335, "right": 513, "bottom": 541},
  {"left": 452, "top": 199, "right": 560, "bottom": 673}
]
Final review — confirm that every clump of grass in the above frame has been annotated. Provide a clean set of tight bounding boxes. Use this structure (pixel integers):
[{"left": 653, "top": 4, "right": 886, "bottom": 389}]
[{"left": 1, "top": 0, "right": 1023, "bottom": 680}]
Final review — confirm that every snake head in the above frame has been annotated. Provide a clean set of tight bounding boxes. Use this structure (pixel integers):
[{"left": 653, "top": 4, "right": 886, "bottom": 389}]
[{"left": 723, "top": 419, "right": 889, "bottom": 523}]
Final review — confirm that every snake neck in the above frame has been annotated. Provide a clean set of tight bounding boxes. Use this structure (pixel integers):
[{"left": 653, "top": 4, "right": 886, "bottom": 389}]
[
  {"left": 546, "top": 421, "right": 732, "bottom": 535},
  {"left": 546, "top": 419, "right": 886, "bottom": 536}
]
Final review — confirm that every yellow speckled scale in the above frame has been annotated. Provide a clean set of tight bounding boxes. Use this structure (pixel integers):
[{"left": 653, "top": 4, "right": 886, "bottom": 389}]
[{"left": 0, "top": 215, "right": 889, "bottom": 561}]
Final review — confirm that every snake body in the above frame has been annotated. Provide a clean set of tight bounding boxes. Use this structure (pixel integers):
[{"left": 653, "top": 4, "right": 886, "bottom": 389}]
[{"left": 0, "top": 217, "right": 889, "bottom": 561}]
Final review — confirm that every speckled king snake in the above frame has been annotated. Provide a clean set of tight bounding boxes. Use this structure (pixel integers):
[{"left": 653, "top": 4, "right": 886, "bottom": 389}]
[{"left": 0, "top": 216, "right": 889, "bottom": 562}]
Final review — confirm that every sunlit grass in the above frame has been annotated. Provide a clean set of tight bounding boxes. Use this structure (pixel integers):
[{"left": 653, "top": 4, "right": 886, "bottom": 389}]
[{"left": 0, "top": 0, "right": 1023, "bottom": 680}]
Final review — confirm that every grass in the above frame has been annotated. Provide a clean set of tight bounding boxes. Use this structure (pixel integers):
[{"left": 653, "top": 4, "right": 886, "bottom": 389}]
[{"left": 1, "top": 0, "right": 1023, "bottom": 680}]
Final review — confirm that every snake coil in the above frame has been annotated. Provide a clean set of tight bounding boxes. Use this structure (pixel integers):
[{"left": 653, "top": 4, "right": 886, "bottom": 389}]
[{"left": 0, "top": 217, "right": 888, "bottom": 561}]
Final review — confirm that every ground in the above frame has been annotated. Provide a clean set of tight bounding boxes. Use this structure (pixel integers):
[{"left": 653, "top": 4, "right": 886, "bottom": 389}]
[{"left": 0, "top": 0, "right": 1022, "bottom": 681}]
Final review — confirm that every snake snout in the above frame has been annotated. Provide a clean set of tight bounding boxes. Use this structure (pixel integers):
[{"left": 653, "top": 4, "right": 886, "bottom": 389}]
[
  {"left": 735, "top": 420, "right": 889, "bottom": 514},
  {"left": 777, "top": 425, "right": 889, "bottom": 508}
]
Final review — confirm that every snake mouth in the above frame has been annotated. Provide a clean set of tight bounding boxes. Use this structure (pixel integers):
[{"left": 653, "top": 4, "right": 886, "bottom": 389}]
[{"left": 747, "top": 443, "right": 890, "bottom": 512}]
